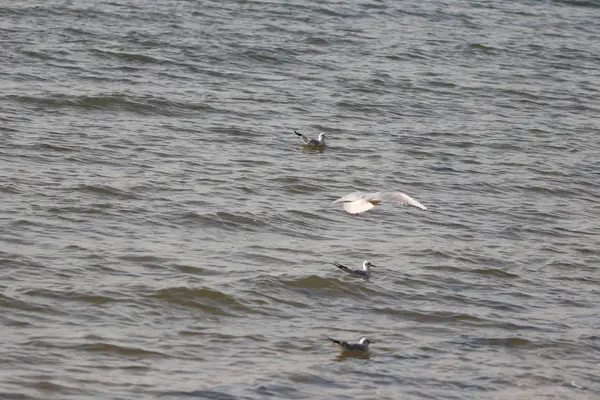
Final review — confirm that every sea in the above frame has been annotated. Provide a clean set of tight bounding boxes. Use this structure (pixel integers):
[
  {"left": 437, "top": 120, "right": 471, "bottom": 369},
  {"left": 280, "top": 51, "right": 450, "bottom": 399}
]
[{"left": 1, "top": 0, "right": 599, "bottom": 399}]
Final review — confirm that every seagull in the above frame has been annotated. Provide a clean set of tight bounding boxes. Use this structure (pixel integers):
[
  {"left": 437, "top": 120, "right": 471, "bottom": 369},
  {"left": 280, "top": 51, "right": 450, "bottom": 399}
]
[
  {"left": 332, "top": 260, "right": 377, "bottom": 279},
  {"left": 294, "top": 130, "right": 327, "bottom": 147},
  {"left": 332, "top": 191, "right": 427, "bottom": 215},
  {"left": 327, "top": 336, "right": 374, "bottom": 356}
]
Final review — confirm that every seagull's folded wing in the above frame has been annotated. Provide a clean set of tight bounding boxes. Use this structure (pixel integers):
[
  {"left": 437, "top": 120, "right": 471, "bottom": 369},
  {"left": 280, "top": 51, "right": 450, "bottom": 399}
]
[
  {"left": 344, "top": 343, "right": 368, "bottom": 352},
  {"left": 332, "top": 191, "right": 365, "bottom": 204},
  {"left": 333, "top": 262, "right": 351, "bottom": 273},
  {"left": 343, "top": 199, "right": 375, "bottom": 214},
  {"left": 376, "top": 191, "right": 427, "bottom": 210}
]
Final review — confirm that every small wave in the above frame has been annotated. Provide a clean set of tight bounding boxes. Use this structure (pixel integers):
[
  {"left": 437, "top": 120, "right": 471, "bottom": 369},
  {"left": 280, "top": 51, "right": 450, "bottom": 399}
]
[
  {"left": 44, "top": 205, "right": 114, "bottom": 220},
  {"left": 36, "top": 142, "right": 77, "bottom": 152},
  {"left": 468, "top": 337, "right": 533, "bottom": 348},
  {"left": 241, "top": 49, "right": 285, "bottom": 64},
  {"left": 232, "top": 252, "right": 293, "bottom": 267},
  {"left": 5, "top": 93, "right": 216, "bottom": 117},
  {"left": 285, "top": 209, "right": 337, "bottom": 224},
  {"left": 283, "top": 275, "right": 345, "bottom": 290},
  {"left": 313, "top": 5, "right": 352, "bottom": 18},
  {"left": 179, "top": 210, "right": 269, "bottom": 232},
  {"left": 467, "top": 43, "right": 499, "bottom": 54},
  {"left": 374, "top": 308, "right": 484, "bottom": 325},
  {"left": 472, "top": 268, "right": 519, "bottom": 279},
  {"left": 281, "top": 183, "right": 326, "bottom": 195},
  {"left": 172, "top": 264, "right": 209, "bottom": 276},
  {"left": 231, "top": 158, "right": 273, "bottom": 167},
  {"left": 286, "top": 372, "right": 345, "bottom": 387},
  {"left": 0, "top": 183, "right": 21, "bottom": 194},
  {"left": 554, "top": 0, "right": 600, "bottom": 8},
  {"left": 148, "top": 287, "right": 259, "bottom": 316},
  {"left": 72, "top": 183, "right": 140, "bottom": 200},
  {"left": 252, "top": 382, "right": 303, "bottom": 398},
  {"left": 77, "top": 342, "right": 169, "bottom": 357},
  {"left": 150, "top": 286, "right": 233, "bottom": 302},
  {"left": 157, "top": 389, "right": 239, "bottom": 400},
  {"left": 20, "top": 49, "right": 76, "bottom": 64},
  {"left": 426, "top": 80, "right": 458, "bottom": 89},
  {"left": 90, "top": 48, "right": 167, "bottom": 64},
  {"left": 21, "top": 288, "right": 125, "bottom": 305},
  {"left": 279, "top": 275, "right": 382, "bottom": 300},
  {"left": 220, "top": 210, "right": 269, "bottom": 226},
  {"left": 178, "top": 211, "right": 224, "bottom": 229},
  {"left": 0, "top": 292, "right": 58, "bottom": 314},
  {"left": 305, "top": 36, "right": 329, "bottom": 46},
  {"left": 29, "top": 380, "right": 77, "bottom": 394},
  {"left": 118, "top": 254, "right": 173, "bottom": 264},
  {"left": 75, "top": 294, "right": 123, "bottom": 304},
  {"left": 246, "top": 290, "right": 308, "bottom": 310}
]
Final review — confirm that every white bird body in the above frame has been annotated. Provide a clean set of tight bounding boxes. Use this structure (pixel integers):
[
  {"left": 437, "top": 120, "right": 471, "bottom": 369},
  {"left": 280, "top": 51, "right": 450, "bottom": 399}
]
[
  {"left": 327, "top": 336, "right": 373, "bottom": 355},
  {"left": 295, "top": 130, "right": 327, "bottom": 147},
  {"left": 333, "top": 191, "right": 427, "bottom": 214},
  {"left": 332, "top": 260, "right": 377, "bottom": 279}
]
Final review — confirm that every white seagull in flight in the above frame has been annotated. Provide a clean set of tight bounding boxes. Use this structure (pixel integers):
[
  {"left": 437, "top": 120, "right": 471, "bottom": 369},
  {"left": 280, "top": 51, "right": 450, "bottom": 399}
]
[
  {"left": 332, "top": 260, "right": 378, "bottom": 279},
  {"left": 333, "top": 191, "right": 427, "bottom": 215},
  {"left": 294, "top": 130, "right": 327, "bottom": 147},
  {"left": 327, "top": 336, "right": 374, "bottom": 356}
]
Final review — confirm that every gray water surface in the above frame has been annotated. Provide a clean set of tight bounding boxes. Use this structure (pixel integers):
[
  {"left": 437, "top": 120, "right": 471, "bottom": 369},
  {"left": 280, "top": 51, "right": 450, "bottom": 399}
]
[{"left": 1, "top": 0, "right": 599, "bottom": 399}]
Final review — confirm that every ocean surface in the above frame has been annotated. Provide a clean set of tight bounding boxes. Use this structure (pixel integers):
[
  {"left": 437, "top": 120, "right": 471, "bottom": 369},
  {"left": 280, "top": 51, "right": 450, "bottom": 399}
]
[{"left": 1, "top": 0, "right": 599, "bottom": 399}]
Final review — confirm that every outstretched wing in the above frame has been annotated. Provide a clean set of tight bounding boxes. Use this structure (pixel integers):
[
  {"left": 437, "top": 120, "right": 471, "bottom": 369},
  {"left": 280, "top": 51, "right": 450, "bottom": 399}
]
[
  {"left": 343, "top": 199, "right": 375, "bottom": 214},
  {"left": 372, "top": 191, "right": 427, "bottom": 210},
  {"left": 332, "top": 191, "right": 365, "bottom": 204}
]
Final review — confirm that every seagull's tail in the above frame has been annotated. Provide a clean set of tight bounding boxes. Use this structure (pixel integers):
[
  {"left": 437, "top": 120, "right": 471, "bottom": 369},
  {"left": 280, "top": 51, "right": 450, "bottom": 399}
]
[{"left": 294, "top": 130, "right": 302, "bottom": 137}]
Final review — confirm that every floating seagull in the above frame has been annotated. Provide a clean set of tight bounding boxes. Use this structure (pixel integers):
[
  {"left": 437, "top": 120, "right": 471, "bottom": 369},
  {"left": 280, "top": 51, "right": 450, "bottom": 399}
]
[
  {"left": 327, "top": 336, "right": 374, "bottom": 356},
  {"left": 294, "top": 130, "right": 327, "bottom": 147},
  {"left": 332, "top": 260, "right": 377, "bottom": 279},
  {"left": 333, "top": 191, "right": 427, "bottom": 215}
]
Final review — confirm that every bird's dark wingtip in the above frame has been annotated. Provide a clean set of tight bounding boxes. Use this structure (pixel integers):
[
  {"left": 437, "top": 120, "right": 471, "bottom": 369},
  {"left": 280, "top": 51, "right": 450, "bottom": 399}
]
[
  {"left": 326, "top": 337, "right": 340, "bottom": 345},
  {"left": 332, "top": 263, "right": 350, "bottom": 272},
  {"left": 294, "top": 130, "right": 301, "bottom": 136}
]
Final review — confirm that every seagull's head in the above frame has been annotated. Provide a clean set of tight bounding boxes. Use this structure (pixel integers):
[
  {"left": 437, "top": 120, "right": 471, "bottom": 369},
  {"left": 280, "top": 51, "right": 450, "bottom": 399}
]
[
  {"left": 359, "top": 337, "right": 374, "bottom": 345},
  {"left": 363, "top": 260, "right": 377, "bottom": 269},
  {"left": 318, "top": 132, "right": 327, "bottom": 140}
]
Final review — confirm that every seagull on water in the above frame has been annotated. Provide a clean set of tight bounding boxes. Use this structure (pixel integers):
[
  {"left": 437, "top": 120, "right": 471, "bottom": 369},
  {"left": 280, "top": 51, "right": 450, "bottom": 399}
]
[
  {"left": 294, "top": 130, "right": 327, "bottom": 148},
  {"left": 332, "top": 260, "right": 378, "bottom": 279},
  {"left": 327, "top": 336, "right": 374, "bottom": 356},
  {"left": 333, "top": 191, "right": 427, "bottom": 215}
]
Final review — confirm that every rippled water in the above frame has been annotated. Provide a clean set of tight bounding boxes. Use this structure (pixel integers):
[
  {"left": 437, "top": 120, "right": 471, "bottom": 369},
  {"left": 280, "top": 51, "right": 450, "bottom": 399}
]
[{"left": 2, "top": 0, "right": 600, "bottom": 399}]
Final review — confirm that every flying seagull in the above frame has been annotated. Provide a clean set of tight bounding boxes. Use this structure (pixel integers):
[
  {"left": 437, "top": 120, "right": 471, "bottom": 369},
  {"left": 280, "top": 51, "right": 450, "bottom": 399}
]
[
  {"left": 333, "top": 191, "right": 427, "bottom": 215},
  {"left": 332, "top": 260, "right": 378, "bottom": 279},
  {"left": 327, "top": 336, "right": 374, "bottom": 356},
  {"left": 294, "top": 130, "right": 327, "bottom": 147}
]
